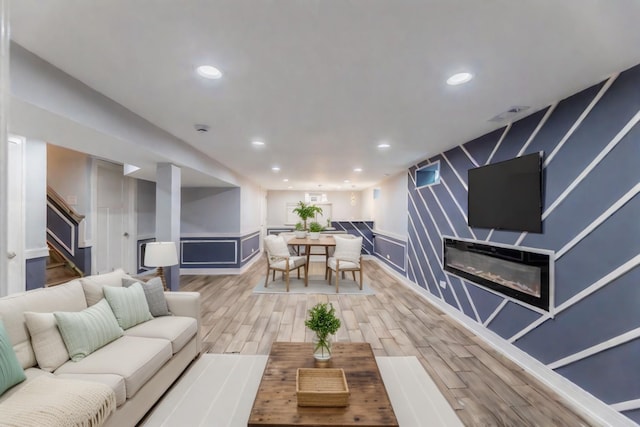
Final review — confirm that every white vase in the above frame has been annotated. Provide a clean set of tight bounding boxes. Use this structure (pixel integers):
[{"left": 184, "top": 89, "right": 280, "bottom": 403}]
[
  {"left": 312, "top": 334, "right": 332, "bottom": 361},
  {"left": 308, "top": 232, "right": 320, "bottom": 240}
]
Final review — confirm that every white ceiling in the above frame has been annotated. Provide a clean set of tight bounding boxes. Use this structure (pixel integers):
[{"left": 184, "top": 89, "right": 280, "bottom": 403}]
[{"left": 9, "top": 1, "right": 640, "bottom": 190}]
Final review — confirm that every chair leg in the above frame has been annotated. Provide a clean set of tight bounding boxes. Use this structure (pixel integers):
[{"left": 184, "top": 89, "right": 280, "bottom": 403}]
[
  {"left": 359, "top": 267, "right": 363, "bottom": 290},
  {"left": 304, "top": 265, "right": 308, "bottom": 287},
  {"left": 264, "top": 267, "right": 270, "bottom": 287},
  {"left": 335, "top": 261, "right": 340, "bottom": 293},
  {"left": 327, "top": 269, "right": 332, "bottom": 285},
  {"left": 285, "top": 268, "right": 290, "bottom": 292},
  {"left": 272, "top": 270, "right": 275, "bottom": 281},
  {"left": 351, "top": 271, "right": 356, "bottom": 281}
]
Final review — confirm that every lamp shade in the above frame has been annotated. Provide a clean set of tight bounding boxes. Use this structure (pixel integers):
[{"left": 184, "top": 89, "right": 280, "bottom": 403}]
[{"left": 144, "top": 242, "right": 178, "bottom": 267}]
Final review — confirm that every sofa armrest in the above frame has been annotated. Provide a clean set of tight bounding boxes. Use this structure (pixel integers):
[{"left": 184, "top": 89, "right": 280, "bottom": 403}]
[
  {"left": 164, "top": 291, "right": 200, "bottom": 319},
  {"left": 165, "top": 291, "right": 202, "bottom": 354}
]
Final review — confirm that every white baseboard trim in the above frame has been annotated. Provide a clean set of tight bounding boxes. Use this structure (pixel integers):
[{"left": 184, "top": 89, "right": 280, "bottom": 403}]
[
  {"left": 24, "top": 246, "right": 50, "bottom": 259},
  {"left": 372, "top": 258, "right": 636, "bottom": 427}
]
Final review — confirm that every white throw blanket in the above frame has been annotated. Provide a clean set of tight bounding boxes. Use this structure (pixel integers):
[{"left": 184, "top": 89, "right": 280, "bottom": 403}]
[{"left": 0, "top": 375, "right": 116, "bottom": 427}]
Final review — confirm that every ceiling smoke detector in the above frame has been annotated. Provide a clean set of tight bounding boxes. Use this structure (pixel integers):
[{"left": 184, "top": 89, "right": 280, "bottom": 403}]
[
  {"left": 489, "top": 106, "right": 530, "bottom": 122},
  {"left": 194, "top": 124, "right": 210, "bottom": 133}
]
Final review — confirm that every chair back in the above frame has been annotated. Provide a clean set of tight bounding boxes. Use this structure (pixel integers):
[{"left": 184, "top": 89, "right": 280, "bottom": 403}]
[
  {"left": 264, "top": 235, "right": 290, "bottom": 259},
  {"left": 333, "top": 235, "right": 363, "bottom": 263}
]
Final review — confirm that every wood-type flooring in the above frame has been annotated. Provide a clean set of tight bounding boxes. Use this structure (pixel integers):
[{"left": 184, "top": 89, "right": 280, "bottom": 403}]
[{"left": 180, "top": 258, "right": 595, "bottom": 427}]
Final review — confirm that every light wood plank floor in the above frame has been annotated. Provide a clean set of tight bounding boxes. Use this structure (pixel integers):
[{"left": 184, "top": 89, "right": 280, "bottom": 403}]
[{"left": 180, "top": 258, "right": 594, "bottom": 427}]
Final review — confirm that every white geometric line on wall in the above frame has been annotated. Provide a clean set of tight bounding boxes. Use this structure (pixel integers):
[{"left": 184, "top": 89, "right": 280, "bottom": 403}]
[
  {"left": 611, "top": 398, "right": 640, "bottom": 412},
  {"left": 556, "top": 184, "right": 639, "bottom": 260},
  {"left": 509, "top": 254, "right": 640, "bottom": 343},
  {"left": 514, "top": 232, "right": 528, "bottom": 246},
  {"left": 360, "top": 221, "right": 374, "bottom": 233},
  {"left": 483, "top": 299, "right": 509, "bottom": 327},
  {"left": 460, "top": 144, "right": 479, "bottom": 167},
  {"left": 349, "top": 221, "right": 373, "bottom": 247},
  {"left": 543, "top": 110, "right": 640, "bottom": 220},
  {"left": 461, "top": 281, "right": 482, "bottom": 323},
  {"left": 408, "top": 177, "right": 468, "bottom": 311},
  {"left": 407, "top": 207, "right": 443, "bottom": 299},
  {"left": 407, "top": 215, "right": 434, "bottom": 292},
  {"left": 485, "top": 229, "right": 494, "bottom": 242},
  {"left": 547, "top": 326, "right": 640, "bottom": 370},
  {"left": 441, "top": 152, "right": 468, "bottom": 191},
  {"left": 544, "top": 74, "right": 617, "bottom": 167},
  {"left": 486, "top": 123, "right": 511, "bottom": 165},
  {"left": 427, "top": 185, "right": 458, "bottom": 238},
  {"left": 439, "top": 176, "right": 477, "bottom": 241},
  {"left": 517, "top": 103, "right": 557, "bottom": 157}
]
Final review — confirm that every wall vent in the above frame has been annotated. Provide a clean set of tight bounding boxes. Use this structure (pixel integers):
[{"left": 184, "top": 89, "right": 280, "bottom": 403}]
[{"left": 489, "top": 105, "right": 530, "bottom": 122}]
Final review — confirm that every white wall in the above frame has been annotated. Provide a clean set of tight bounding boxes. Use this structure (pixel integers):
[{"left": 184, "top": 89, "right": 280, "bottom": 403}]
[
  {"left": 136, "top": 179, "right": 156, "bottom": 236},
  {"left": 24, "top": 138, "right": 47, "bottom": 252},
  {"left": 181, "top": 187, "right": 240, "bottom": 234},
  {"left": 371, "top": 171, "right": 408, "bottom": 239},
  {"left": 266, "top": 190, "right": 368, "bottom": 225},
  {"left": 239, "top": 178, "right": 265, "bottom": 233}
]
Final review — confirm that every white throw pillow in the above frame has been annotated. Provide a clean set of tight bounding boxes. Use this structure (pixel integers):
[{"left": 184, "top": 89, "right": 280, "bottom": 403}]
[
  {"left": 80, "top": 268, "right": 130, "bottom": 306},
  {"left": 24, "top": 312, "right": 70, "bottom": 372}
]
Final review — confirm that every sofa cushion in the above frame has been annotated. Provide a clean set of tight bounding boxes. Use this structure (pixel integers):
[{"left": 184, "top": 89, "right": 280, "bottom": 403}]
[
  {"left": 56, "top": 373, "right": 126, "bottom": 407},
  {"left": 125, "top": 316, "right": 197, "bottom": 354},
  {"left": 23, "top": 312, "right": 69, "bottom": 372},
  {"left": 103, "top": 283, "right": 153, "bottom": 329},
  {"left": 0, "top": 280, "right": 87, "bottom": 369},
  {"left": 123, "top": 277, "right": 171, "bottom": 317},
  {"left": 55, "top": 335, "right": 172, "bottom": 399},
  {"left": 80, "top": 269, "right": 130, "bottom": 306},
  {"left": 0, "top": 320, "right": 26, "bottom": 396},
  {"left": 54, "top": 300, "right": 124, "bottom": 362}
]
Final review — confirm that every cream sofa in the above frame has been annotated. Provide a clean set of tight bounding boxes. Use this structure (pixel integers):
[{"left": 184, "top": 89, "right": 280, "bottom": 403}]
[{"left": 0, "top": 269, "right": 201, "bottom": 427}]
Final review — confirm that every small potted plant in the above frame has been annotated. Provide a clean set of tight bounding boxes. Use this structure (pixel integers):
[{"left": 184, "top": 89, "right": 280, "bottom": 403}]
[
  {"left": 305, "top": 302, "right": 341, "bottom": 361},
  {"left": 292, "top": 201, "right": 323, "bottom": 230},
  {"left": 294, "top": 222, "right": 306, "bottom": 238},
  {"left": 308, "top": 221, "right": 323, "bottom": 240}
]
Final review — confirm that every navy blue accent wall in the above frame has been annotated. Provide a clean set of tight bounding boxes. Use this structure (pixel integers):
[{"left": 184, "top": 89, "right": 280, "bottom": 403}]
[
  {"left": 25, "top": 257, "right": 47, "bottom": 290},
  {"left": 240, "top": 232, "right": 261, "bottom": 265},
  {"left": 406, "top": 63, "right": 640, "bottom": 419},
  {"left": 333, "top": 221, "right": 374, "bottom": 254},
  {"left": 46, "top": 203, "right": 91, "bottom": 274},
  {"left": 373, "top": 233, "right": 406, "bottom": 274}
]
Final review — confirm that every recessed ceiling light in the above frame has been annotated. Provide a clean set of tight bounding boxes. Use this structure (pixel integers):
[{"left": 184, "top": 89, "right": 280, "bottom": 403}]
[
  {"left": 353, "top": 168, "right": 363, "bottom": 172},
  {"left": 377, "top": 143, "right": 391, "bottom": 149},
  {"left": 446, "top": 72, "right": 473, "bottom": 86},
  {"left": 251, "top": 140, "right": 265, "bottom": 146},
  {"left": 287, "top": 186, "right": 293, "bottom": 189},
  {"left": 344, "top": 179, "right": 350, "bottom": 183},
  {"left": 196, "top": 65, "right": 222, "bottom": 79},
  {"left": 271, "top": 166, "right": 280, "bottom": 172},
  {"left": 283, "top": 178, "right": 289, "bottom": 182}
]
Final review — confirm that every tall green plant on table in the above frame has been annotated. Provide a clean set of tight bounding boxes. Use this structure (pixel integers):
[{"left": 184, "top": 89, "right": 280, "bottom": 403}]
[
  {"left": 292, "top": 201, "right": 323, "bottom": 230},
  {"left": 305, "top": 302, "right": 341, "bottom": 361}
]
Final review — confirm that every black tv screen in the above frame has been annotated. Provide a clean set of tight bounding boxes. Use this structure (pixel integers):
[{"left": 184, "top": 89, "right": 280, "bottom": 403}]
[{"left": 468, "top": 152, "right": 543, "bottom": 233}]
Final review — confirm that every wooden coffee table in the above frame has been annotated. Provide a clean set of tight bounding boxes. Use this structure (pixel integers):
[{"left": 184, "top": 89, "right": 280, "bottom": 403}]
[{"left": 248, "top": 342, "right": 398, "bottom": 427}]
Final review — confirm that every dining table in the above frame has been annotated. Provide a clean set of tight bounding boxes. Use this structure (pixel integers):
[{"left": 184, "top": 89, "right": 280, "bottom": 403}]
[{"left": 287, "top": 235, "right": 336, "bottom": 279}]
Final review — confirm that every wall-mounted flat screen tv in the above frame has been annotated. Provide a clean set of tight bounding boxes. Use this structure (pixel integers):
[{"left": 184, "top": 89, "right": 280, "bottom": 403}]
[{"left": 467, "top": 152, "right": 543, "bottom": 233}]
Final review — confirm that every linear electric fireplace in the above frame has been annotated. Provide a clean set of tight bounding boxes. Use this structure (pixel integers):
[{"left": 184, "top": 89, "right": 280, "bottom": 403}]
[{"left": 443, "top": 237, "right": 554, "bottom": 314}]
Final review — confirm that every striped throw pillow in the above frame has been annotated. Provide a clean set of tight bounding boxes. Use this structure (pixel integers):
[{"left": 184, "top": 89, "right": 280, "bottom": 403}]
[{"left": 103, "top": 282, "right": 153, "bottom": 329}]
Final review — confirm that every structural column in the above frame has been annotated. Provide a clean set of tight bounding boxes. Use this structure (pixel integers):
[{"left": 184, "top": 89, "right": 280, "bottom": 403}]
[
  {"left": 155, "top": 163, "right": 181, "bottom": 291},
  {"left": 0, "top": 0, "right": 9, "bottom": 297}
]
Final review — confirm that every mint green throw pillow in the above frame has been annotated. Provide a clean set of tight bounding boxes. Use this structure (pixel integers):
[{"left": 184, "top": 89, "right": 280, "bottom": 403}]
[
  {"left": 103, "top": 282, "right": 153, "bottom": 329},
  {"left": 0, "top": 320, "right": 26, "bottom": 396},
  {"left": 54, "top": 299, "right": 124, "bottom": 362}
]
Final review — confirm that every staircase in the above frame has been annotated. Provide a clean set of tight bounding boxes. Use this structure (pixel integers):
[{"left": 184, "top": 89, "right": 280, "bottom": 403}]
[{"left": 46, "top": 243, "right": 83, "bottom": 287}]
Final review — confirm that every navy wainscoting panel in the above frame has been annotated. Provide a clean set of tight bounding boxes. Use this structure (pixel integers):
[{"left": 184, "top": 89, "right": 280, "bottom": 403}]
[
  {"left": 373, "top": 233, "right": 406, "bottom": 274},
  {"left": 25, "top": 257, "right": 47, "bottom": 290},
  {"left": 406, "top": 62, "right": 640, "bottom": 419},
  {"left": 181, "top": 238, "right": 238, "bottom": 267},
  {"left": 240, "top": 232, "right": 261, "bottom": 265}
]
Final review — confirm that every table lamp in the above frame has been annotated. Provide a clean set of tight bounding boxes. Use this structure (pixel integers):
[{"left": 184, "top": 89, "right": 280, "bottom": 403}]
[{"left": 144, "top": 241, "right": 178, "bottom": 290}]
